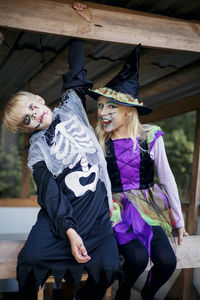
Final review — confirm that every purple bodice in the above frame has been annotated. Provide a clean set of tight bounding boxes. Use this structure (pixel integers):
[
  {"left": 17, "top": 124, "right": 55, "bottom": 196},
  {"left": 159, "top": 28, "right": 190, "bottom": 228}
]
[
  {"left": 105, "top": 138, "right": 154, "bottom": 193},
  {"left": 112, "top": 139, "right": 140, "bottom": 190}
]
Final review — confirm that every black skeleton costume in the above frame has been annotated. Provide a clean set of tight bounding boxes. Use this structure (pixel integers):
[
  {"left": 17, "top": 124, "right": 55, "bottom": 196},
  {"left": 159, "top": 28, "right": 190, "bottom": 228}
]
[{"left": 17, "top": 40, "right": 121, "bottom": 300}]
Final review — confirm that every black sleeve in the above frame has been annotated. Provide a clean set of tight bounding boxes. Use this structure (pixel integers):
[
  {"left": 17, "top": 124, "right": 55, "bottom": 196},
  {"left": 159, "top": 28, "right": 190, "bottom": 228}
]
[
  {"left": 62, "top": 39, "right": 93, "bottom": 104},
  {"left": 33, "top": 161, "right": 78, "bottom": 240}
]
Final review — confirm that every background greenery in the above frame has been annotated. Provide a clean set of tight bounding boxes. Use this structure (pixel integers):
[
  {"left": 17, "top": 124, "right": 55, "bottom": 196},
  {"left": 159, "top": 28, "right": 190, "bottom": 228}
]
[
  {"left": 156, "top": 111, "right": 195, "bottom": 202},
  {"left": 0, "top": 132, "right": 36, "bottom": 198}
]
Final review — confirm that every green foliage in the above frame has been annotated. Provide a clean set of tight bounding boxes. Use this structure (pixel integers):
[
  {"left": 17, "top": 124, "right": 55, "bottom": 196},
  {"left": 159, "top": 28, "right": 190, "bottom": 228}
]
[
  {"left": 0, "top": 129, "right": 36, "bottom": 198},
  {"left": 30, "top": 174, "right": 37, "bottom": 196},
  {"left": 157, "top": 111, "right": 195, "bottom": 143},
  {"left": 0, "top": 145, "right": 22, "bottom": 198},
  {"left": 156, "top": 111, "right": 195, "bottom": 202},
  {"left": 164, "top": 129, "right": 193, "bottom": 201}
]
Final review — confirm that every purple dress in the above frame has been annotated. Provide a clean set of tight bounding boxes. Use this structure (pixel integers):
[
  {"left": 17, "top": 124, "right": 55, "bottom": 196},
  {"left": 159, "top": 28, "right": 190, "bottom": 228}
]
[{"left": 106, "top": 128, "right": 175, "bottom": 256}]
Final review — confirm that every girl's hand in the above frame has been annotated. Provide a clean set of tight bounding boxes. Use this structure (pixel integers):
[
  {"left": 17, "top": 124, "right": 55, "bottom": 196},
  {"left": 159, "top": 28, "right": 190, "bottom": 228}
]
[
  {"left": 177, "top": 226, "right": 188, "bottom": 245},
  {"left": 66, "top": 228, "right": 91, "bottom": 263},
  {"left": 72, "top": 1, "right": 87, "bottom": 10}
]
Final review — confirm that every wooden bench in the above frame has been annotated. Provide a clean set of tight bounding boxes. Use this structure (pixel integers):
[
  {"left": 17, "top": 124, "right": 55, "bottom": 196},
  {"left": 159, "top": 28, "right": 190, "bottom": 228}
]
[
  {"left": 0, "top": 240, "right": 111, "bottom": 300},
  {"left": 0, "top": 235, "right": 200, "bottom": 299}
]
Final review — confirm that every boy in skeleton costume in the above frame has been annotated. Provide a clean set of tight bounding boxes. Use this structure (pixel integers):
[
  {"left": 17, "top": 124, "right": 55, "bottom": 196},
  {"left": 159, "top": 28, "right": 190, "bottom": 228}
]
[{"left": 3, "top": 39, "right": 122, "bottom": 300}]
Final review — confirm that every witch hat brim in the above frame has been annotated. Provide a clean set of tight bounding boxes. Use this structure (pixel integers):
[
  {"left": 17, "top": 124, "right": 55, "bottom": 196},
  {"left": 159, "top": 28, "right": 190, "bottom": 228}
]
[{"left": 87, "top": 88, "right": 152, "bottom": 115}]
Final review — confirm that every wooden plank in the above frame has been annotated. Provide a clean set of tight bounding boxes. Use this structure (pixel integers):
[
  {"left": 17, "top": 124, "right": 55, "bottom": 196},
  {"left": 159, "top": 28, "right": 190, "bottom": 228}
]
[
  {"left": 140, "top": 93, "right": 200, "bottom": 123},
  {"left": 175, "top": 235, "right": 200, "bottom": 269},
  {"left": 0, "top": 196, "right": 38, "bottom": 207},
  {"left": 0, "top": 0, "right": 199, "bottom": 52},
  {"left": 0, "top": 240, "right": 24, "bottom": 279},
  {"left": 145, "top": 235, "right": 200, "bottom": 270},
  {"left": 0, "top": 236, "right": 199, "bottom": 279}
]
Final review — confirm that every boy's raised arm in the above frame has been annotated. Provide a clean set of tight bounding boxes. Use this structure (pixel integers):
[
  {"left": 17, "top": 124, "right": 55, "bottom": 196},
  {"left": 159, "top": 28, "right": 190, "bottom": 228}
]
[{"left": 62, "top": 39, "right": 93, "bottom": 102}]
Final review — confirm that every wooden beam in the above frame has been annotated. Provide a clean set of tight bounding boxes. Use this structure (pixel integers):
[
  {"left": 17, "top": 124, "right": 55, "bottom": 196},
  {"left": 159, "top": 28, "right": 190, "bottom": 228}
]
[
  {"left": 0, "top": 0, "right": 200, "bottom": 52},
  {"left": 0, "top": 196, "right": 38, "bottom": 207},
  {"left": 140, "top": 63, "right": 200, "bottom": 104},
  {"left": 140, "top": 93, "right": 200, "bottom": 123}
]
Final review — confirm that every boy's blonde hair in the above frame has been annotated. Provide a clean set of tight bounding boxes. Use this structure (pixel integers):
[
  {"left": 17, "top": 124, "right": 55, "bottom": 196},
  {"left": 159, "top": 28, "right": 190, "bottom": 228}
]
[
  {"left": 3, "top": 91, "right": 36, "bottom": 133},
  {"left": 96, "top": 106, "right": 156, "bottom": 154}
]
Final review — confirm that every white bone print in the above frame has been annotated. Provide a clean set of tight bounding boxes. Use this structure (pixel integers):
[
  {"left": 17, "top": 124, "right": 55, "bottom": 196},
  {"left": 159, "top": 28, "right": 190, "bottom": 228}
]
[
  {"left": 50, "top": 117, "right": 99, "bottom": 196},
  {"left": 65, "top": 156, "right": 99, "bottom": 197}
]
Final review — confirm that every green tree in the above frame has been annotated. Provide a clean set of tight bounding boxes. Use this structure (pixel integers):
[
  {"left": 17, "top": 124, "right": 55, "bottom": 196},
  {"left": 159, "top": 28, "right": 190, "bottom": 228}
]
[
  {"left": 156, "top": 111, "right": 195, "bottom": 202},
  {"left": 0, "top": 145, "right": 22, "bottom": 198},
  {"left": 0, "top": 127, "right": 36, "bottom": 198}
]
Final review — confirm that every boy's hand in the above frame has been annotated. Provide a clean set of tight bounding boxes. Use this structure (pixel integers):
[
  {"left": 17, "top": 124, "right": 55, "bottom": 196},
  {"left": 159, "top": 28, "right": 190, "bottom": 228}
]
[
  {"left": 72, "top": 1, "right": 87, "bottom": 10},
  {"left": 66, "top": 228, "right": 91, "bottom": 263}
]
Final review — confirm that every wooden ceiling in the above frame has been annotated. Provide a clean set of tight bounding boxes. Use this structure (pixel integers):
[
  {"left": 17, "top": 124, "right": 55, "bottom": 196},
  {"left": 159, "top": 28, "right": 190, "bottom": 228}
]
[{"left": 0, "top": 0, "right": 200, "bottom": 124}]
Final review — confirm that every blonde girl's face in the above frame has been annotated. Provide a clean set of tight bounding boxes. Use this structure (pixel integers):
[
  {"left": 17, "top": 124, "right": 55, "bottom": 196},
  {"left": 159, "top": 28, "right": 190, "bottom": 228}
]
[
  {"left": 17, "top": 95, "right": 53, "bottom": 132},
  {"left": 97, "top": 96, "right": 130, "bottom": 139}
]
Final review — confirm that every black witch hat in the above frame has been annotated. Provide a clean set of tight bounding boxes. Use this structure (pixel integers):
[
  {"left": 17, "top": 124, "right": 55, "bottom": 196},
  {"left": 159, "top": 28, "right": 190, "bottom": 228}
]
[{"left": 87, "top": 44, "right": 152, "bottom": 115}]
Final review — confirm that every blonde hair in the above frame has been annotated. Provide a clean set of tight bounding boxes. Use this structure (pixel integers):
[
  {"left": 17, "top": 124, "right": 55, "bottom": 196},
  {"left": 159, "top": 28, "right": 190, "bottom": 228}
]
[
  {"left": 96, "top": 106, "right": 156, "bottom": 154},
  {"left": 3, "top": 91, "right": 36, "bottom": 133}
]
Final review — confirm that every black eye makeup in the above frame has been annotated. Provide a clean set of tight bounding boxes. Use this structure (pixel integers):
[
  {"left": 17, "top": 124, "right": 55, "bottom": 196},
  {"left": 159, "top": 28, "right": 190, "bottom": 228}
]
[
  {"left": 108, "top": 104, "right": 118, "bottom": 109},
  {"left": 29, "top": 104, "right": 39, "bottom": 110},
  {"left": 98, "top": 103, "right": 104, "bottom": 109},
  {"left": 22, "top": 115, "right": 30, "bottom": 126}
]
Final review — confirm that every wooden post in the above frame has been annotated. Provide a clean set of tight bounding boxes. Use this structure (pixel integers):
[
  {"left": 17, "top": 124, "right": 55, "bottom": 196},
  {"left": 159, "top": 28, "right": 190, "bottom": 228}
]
[
  {"left": 20, "top": 134, "right": 30, "bottom": 198},
  {"left": 186, "top": 110, "right": 200, "bottom": 234},
  {"left": 182, "top": 110, "right": 200, "bottom": 300}
]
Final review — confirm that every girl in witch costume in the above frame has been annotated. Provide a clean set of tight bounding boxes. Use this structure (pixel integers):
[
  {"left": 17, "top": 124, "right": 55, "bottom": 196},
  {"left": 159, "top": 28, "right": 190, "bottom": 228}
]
[
  {"left": 3, "top": 38, "right": 122, "bottom": 300},
  {"left": 88, "top": 44, "right": 188, "bottom": 300}
]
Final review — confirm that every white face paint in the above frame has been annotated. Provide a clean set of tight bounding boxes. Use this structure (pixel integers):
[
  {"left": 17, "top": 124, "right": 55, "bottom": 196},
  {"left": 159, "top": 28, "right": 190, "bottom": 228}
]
[
  {"left": 18, "top": 95, "right": 53, "bottom": 131},
  {"left": 97, "top": 96, "right": 130, "bottom": 139}
]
